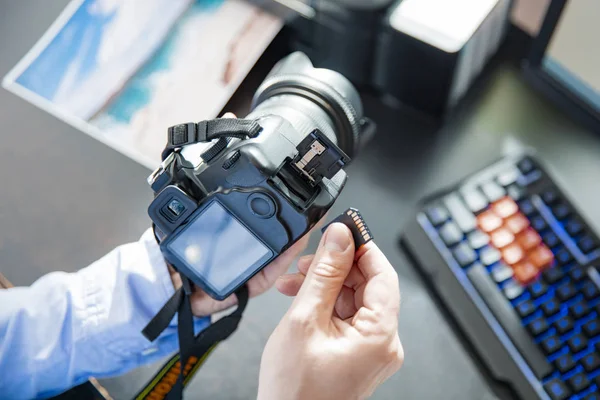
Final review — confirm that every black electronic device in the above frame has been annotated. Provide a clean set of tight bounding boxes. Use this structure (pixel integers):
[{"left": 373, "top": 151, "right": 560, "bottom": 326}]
[
  {"left": 147, "top": 51, "right": 374, "bottom": 301},
  {"left": 523, "top": 0, "right": 600, "bottom": 133},
  {"left": 402, "top": 154, "right": 600, "bottom": 400}
]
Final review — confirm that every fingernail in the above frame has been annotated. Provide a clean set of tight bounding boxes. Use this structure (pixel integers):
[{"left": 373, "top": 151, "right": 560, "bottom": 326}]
[{"left": 324, "top": 223, "right": 351, "bottom": 252}]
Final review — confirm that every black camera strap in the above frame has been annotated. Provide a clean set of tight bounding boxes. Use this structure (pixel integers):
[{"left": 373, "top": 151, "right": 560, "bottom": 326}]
[
  {"left": 137, "top": 275, "right": 249, "bottom": 400},
  {"left": 161, "top": 119, "right": 262, "bottom": 160}
]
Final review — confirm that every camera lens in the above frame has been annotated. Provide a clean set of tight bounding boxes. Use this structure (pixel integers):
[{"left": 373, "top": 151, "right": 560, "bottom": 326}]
[
  {"left": 248, "top": 52, "right": 368, "bottom": 159},
  {"left": 167, "top": 199, "right": 186, "bottom": 217}
]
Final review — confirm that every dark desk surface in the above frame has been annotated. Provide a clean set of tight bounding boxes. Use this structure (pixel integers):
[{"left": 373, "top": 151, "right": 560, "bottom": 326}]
[{"left": 2, "top": 2, "right": 600, "bottom": 399}]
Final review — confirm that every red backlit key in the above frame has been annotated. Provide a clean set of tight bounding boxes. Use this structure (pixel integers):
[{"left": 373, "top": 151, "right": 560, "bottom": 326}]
[
  {"left": 503, "top": 243, "right": 525, "bottom": 266},
  {"left": 490, "top": 228, "right": 515, "bottom": 249},
  {"left": 529, "top": 246, "right": 554, "bottom": 270},
  {"left": 505, "top": 213, "right": 530, "bottom": 235},
  {"left": 517, "top": 228, "right": 542, "bottom": 251},
  {"left": 492, "top": 197, "right": 519, "bottom": 219},
  {"left": 514, "top": 261, "right": 540, "bottom": 285},
  {"left": 478, "top": 210, "right": 503, "bottom": 233}
]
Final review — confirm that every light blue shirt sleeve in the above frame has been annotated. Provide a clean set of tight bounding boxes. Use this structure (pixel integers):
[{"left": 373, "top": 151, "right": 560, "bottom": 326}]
[{"left": 0, "top": 229, "right": 211, "bottom": 400}]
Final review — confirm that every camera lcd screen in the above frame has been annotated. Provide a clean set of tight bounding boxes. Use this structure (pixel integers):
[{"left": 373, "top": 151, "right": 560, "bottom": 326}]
[{"left": 166, "top": 201, "right": 274, "bottom": 295}]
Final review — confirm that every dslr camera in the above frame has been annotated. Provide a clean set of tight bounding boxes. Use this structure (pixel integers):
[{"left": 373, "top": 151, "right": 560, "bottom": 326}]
[{"left": 147, "top": 52, "right": 373, "bottom": 300}]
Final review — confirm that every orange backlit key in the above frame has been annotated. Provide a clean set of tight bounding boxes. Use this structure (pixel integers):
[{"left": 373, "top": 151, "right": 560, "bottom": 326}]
[
  {"left": 477, "top": 210, "right": 503, "bottom": 233},
  {"left": 492, "top": 197, "right": 519, "bottom": 219},
  {"left": 514, "top": 261, "right": 540, "bottom": 285},
  {"left": 528, "top": 246, "right": 554, "bottom": 270},
  {"left": 505, "top": 213, "right": 530, "bottom": 235},
  {"left": 502, "top": 243, "right": 525, "bottom": 265},
  {"left": 490, "top": 228, "right": 515, "bottom": 249},
  {"left": 517, "top": 228, "right": 542, "bottom": 251}
]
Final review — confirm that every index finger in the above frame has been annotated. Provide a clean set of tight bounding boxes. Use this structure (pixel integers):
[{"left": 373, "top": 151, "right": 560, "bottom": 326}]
[{"left": 355, "top": 242, "right": 400, "bottom": 315}]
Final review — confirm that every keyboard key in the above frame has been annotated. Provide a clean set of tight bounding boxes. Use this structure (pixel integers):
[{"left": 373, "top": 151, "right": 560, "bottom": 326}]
[
  {"left": 518, "top": 158, "right": 535, "bottom": 175},
  {"left": 462, "top": 189, "right": 488, "bottom": 214},
  {"left": 518, "top": 199, "right": 536, "bottom": 216},
  {"left": 581, "top": 352, "right": 600, "bottom": 372},
  {"left": 453, "top": 243, "right": 477, "bottom": 267},
  {"left": 567, "top": 334, "right": 588, "bottom": 353},
  {"left": 492, "top": 197, "right": 518, "bottom": 218},
  {"left": 569, "top": 302, "right": 590, "bottom": 319},
  {"left": 554, "top": 353, "right": 576, "bottom": 374},
  {"left": 569, "top": 266, "right": 586, "bottom": 283},
  {"left": 554, "top": 316, "right": 574, "bottom": 335},
  {"left": 490, "top": 228, "right": 515, "bottom": 249},
  {"left": 541, "top": 298, "right": 561, "bottom": 317},
  {"left": 579, "top": 235, "right": 599, "bottom": 254},
  {"left": 568, "top": 372, "right": 590, "bottom": 393},
  {"left": 554, "top": 247, "right": 573, "bottom": 265},
  {"left": 481, "top": 181, "right": 506, "bottom": 203},
  {"left": 552, "top": 203, "right": 571, "bottom": 220},
  {"left": 516, "top": 300, "right": 536, "bottom": 318},
  {"left": 503, "top": 281, "right": 525, "bottom": 300},
  {"left": 517, "top": 228, "right": 542, "bottom": 251},
  {"left": 514, "top": 261, "right": 539, "bottom": 285},
  {"left": 543, "top": 267, "right": 565, "bottom": 284},
  {"left": 426, "top": 206, "right": 449, "bottom": 226},
  {"left": 566, "top": 218, "right": 584, "bottom": 236},
  {"left": 497, "top": 167, "right": 520, "bottom": 187},
  {"left": 541, "top": 335, "right": 562, "bottom": 354},
  {"left": 544, "top": 378, "right": 571, "bottom": 400},
  {"left": 584, "top": 393, "right": 600, "bottom": 400},
  {"left": 502, "top": 243, "right": 525, "bottom": 266},
  {"left": 477, "top": 210, "right": 503, "bottom": 233},
  {"left": 466, "top": 264, "right": 552, "bottom": 378},
  {"left": 491, "top": 263, "right": 514, "bottom": 283},
  {"left": 507, "top": 184, "right": 525, "bottom": 201},
  {"left": 439, "top": 222, "right": 463, "bottom": 247},
  {"left": 444, "top": 194, "right": 477, "bottom": 233},
  {"left": 557, "top": 283, "right": 578, "bottom": 301},
  {"left": 529, "top": 246, "right": 554, "bottom": 270},
  {"left": 480, "top": 246, "right": 501, "bottom": 266},
  {"left": 583, "top": 319, "right": 600, "bottom": 338},
  {"left": 528, "top": 281, "right": 548, "bottom": 299},
  {"left": 527, "top": 317, "right": 549, "bottom": 336},
  {"left": 468, "top": 230, "right": 489, "bottom": 250},
  {"left": 542, "top": 190, "right": 559, "bottom": 205},
  {"left": 505, "top": 213, "right": 530, "bottom": 234},
  {"left": 583, "top": 280, "right": 600, "bottom": 300},
  {"left": 531, "top": 215, "right": 548, "bottom": 231},
  {"left": 543, "top": 231, "right": 560, "bottom": 248}
]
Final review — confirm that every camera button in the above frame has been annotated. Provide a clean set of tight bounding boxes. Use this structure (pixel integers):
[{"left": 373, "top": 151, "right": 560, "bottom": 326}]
[{"left": 248, "top": 193, "right": 276, "bottom": 219}]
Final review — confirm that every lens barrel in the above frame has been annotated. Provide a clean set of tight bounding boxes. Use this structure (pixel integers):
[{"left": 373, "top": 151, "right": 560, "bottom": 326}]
[{"left": 249, "top": 52, "right": 366, "bottom": 158}]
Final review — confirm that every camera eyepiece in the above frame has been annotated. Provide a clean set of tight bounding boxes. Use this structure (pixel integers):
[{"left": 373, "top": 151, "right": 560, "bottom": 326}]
[{"left": 250, "top": 52, "right": 370, "bottom": 158}]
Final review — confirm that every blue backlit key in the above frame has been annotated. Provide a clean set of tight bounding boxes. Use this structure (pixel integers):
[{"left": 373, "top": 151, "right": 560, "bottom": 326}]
[
  {"left": 567, "top": 334, "right": 588, "bottom": 353},
  {"left": 554, "top": 316, "right": 574, "bottom": 335},
  {"left": 544, "top": 377, "right": 571, "bottom": 400},
  {"left": 518, "top": 199, "right": 536, "bottom": 216},
  {"left": 554, "top": 353, "right": 576, "bottom": 374},
  {"left": 527, "top": 317, "right": 548, "bottom": 336},
  {"left": 542, "top": 190, "right": 559, "bottom": 205},
  {"left": 583, "top": 319, "right": 600, "bottom": 338},
  {"left": 531, "top": 215, "right": 548, "bottom": 231},
  {"left": 556, "top": 283, "right": 577, "bottom": 301},
  {"left": 579, "top": 235, "right": 598, "bottom": 254},
  {"left": 581, "top": 352, "right": 600, "bottom": 372},
  {"left": 552, "top": 203, "right": 570, "bottom": 220},
  {"left": 528, "top": 281, "right": 548, "bottom": 299},
  {"left": 543, "top": 231, "right": 560, "bottom": 248},
  {"left": 541, "top": 335, "right": 562, "bottom": 355},
  {"left": 568, "top": 372, "right": 590, "bottom": 393},
  {"left": 583, "top": 280, "right": 600, "bottom": 300},
  {"left": 566, "top": 218, "right": 584, "bottom": 236},
  {"left": 516, "top": 300, "right": 536, "bottom": 318},
  {"left": 541, "top": 298, "right": 561, "bottom": 317},
  {"left": 555, "top": 247, "right": 573, "bottom": 265},
  {"left": 543, "top": 267, "right": 565, "bottom": 284},
  {"left": 584, "top": 393, "right": 600, "bottom": 400},
  {"left": 569, "top": 301, "right": 590, "bottom": 319},
  {"left": 568, "top": 266, "right": 586, "bottom": 283}
]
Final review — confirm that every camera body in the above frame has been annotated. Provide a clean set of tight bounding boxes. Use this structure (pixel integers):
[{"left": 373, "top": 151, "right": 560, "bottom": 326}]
[
  {"left": 147, "top": 52, "right": 370, "bottom": 300},
  {"left": 149, "top": 117, "right": 349, "bottom": 300}
]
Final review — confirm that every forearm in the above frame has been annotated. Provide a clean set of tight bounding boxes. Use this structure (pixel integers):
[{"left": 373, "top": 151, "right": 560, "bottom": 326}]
[{"left": 0, "top": 229, "right": 210, "bottom": 399}]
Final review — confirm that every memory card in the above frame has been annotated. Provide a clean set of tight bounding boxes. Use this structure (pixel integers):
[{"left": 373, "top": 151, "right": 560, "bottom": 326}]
[{"left": 321, "top": 208, "right": 373, "bottom": 248}]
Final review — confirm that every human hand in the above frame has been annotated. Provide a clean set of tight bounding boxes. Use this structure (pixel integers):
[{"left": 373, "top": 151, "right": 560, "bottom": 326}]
[{"left": 258, "top": 223, "right": 404, "bottom": 400}]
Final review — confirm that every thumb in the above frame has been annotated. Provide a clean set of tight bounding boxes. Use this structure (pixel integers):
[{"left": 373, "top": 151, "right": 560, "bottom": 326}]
[{"left": 292, "top": 223, "right": 355, "bottom": 322}]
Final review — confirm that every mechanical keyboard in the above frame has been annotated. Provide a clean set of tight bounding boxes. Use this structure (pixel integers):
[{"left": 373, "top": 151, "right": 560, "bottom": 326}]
[{"left": 402, "top": 155, "right": 600, "bottom": 400}]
